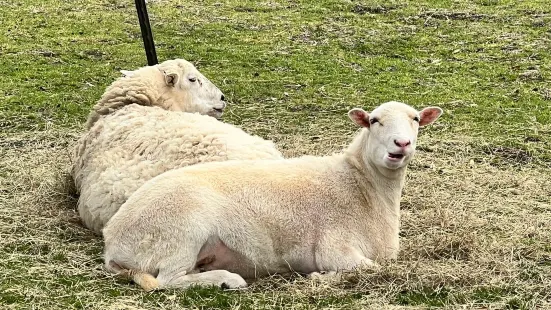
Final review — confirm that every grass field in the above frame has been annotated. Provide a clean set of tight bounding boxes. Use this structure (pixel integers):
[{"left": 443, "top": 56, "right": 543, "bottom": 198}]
[{"left": 1, "top": 0, "right": 550, "bottom": 308}]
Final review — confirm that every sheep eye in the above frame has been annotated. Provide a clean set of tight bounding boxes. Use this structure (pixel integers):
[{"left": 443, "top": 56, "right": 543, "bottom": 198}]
[
  {"left": 413, "top": 116, "right": 420, "bottom": 122},
  {"left": 188, "top": 77, "right": 197, "bottom": 82},
  {"left": 369, "top": 118, "right": 379, "bottom": 125}
]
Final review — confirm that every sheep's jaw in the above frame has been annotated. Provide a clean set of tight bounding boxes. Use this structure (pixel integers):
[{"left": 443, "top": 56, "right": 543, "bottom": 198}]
[
  {"left": 207, "top": 108, "right": 224, "bottom": 119},
  {"left": 383, "top": 151, "right": 412, "bottom": 169},
  {"left": 387, "top": 152, "right": 405, "bottom": 161}
]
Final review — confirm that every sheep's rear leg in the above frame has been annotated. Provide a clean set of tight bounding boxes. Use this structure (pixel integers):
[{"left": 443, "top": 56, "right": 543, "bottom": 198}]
[
  {"left": 107, "top": 260, "right": 160, "bottom": 292},
  {"left": 158, "top": 269, "right": 248, "bottom": 290}
]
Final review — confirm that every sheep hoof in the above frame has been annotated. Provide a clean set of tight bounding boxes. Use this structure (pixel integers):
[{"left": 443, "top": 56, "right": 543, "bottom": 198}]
[
  {"left": 308, "top": 271, "right": 342, "bottom": 283},
  {"left": 133, "top": 273, "right": 159, "bottom": 292},
  {"left": 220, "top": 276, "right": 248, "bottom": 290}
]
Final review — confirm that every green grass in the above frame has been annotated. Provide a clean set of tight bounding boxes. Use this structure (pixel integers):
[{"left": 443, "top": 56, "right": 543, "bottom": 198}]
[
  {"left": 2, "top": 0, "right": 551, "bottom": 152},
  {"left": 1, "top": 0, "right": 550, "bottom": 309}
]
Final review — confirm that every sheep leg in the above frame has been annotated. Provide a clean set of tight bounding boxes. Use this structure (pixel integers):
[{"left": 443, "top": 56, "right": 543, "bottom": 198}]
[
  {"left": 129, "top": 271, "right": 159, "bottom": 292},
  {"left": 314, "top": 245, "right": 379, "bottom": 274},
  {"left": 307, "top": 270, "right": 342, "bottom": 282},
  {"left": 156, "top": 269, "right": 248, "bottom": 290},
  {"left": 107, "top": 261, "right": 160, "bottom": 292},
  {"left": 307, "top": 257, "right": 378, "bottom": 278},
  {"left": 307, "top": 249, "right": 379, "bottom": 283}
]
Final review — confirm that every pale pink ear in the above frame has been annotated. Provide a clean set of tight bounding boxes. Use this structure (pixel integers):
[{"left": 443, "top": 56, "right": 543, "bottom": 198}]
[
  {"left": 164, "top": 71, "right": 179, "bottom": 87},
  {"left": 419, "top": 107, "right": 443, "bottom": 126},
  {"left": 348, "top": 108, "right": 370, "bottom": 128}
]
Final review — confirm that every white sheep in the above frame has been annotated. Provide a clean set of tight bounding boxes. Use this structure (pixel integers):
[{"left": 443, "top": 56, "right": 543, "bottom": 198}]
[
  {"left": 72, "top": 59, "right": 283, "bottom": 234},
  {"left": 102, "top": 101, "right": 443, "bottom": 291},
  {"left": 85, "top": 58, "right": 226, "bottom": 129}
]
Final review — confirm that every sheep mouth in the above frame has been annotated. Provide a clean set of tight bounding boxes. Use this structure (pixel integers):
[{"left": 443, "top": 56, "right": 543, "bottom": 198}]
[
  {"left": 209, "top": 108, "right": 225, "bottom": 119},
  {"left": 387, "top": 153, "right": 405, "bottom": 160}
]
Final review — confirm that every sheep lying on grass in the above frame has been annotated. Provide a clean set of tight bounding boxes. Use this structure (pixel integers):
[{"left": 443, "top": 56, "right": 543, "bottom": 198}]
[
  {"left": 103, "top": 101, "right": 443, "bottom": 291},
  {"left": 72, "top": 59, "right": 283, "bottom": 234},
  {"left": 85, "top": 59, "right": 226, "bottom": 129}
]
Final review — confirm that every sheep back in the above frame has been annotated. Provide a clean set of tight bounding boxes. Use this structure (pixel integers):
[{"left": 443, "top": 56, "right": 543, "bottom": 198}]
[{"left": 72, "top": 104, "right": 282, "bottom": 233}]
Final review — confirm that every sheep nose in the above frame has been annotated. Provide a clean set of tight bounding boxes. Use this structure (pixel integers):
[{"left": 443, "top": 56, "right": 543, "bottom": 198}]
[
  {"left": 220, "top": 94, "right": 225, "bottom": 101},
  {"left": 394, "top": 139, "right": 411, "bottom": 148}
]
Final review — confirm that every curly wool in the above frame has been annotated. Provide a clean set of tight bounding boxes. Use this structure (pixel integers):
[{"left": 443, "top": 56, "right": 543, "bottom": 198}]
[
  {"left": 72, "top": 104, "right": 283, "bottom": 234},
  {"left": 85, "top": 66, "right": 162, "bottom": 129},
  {"left": 101, "top": 102, "right": 444, "bottom": 291}
]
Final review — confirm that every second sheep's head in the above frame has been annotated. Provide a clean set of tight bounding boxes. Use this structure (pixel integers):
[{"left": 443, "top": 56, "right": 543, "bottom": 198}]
[
  {"left": 349, "top": 101, "right": 443, "bottom": 170},
  {"left": 122, "top": 59, "right": 227, "bottom": 119}
]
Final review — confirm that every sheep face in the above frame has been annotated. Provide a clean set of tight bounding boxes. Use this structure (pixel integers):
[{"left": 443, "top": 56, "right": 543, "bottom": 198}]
[
  {"left": 156, "top": 59, "right": 226, "bottom": 118},
  {"left": 125, "top": 59, "right": 226, "bottom": 118},
  {"left": 349, "top": 101, "right": 442, "bottom": 170}
]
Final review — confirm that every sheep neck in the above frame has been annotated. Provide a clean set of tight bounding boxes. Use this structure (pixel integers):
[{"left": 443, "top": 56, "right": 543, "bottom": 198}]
[
  {"left": 143, "top": 70, "right": 167, "bottom": 106},
  {"left": 86, "top": 69, "right": 164, "bottom": 129},
  {"left": 104, "top": 68, "right": 164, "bottom": 107},
  {"left": 344, "top": 129, "right": 406, "bottom": 215}
]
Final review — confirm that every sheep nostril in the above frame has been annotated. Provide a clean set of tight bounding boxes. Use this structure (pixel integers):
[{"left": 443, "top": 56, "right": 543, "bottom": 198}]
[
  {"left": 220, "top": 94, "right": 225, "bottom": 101},
  {"left": 394, "top": 139, "right": 411, "bottom": 148}
]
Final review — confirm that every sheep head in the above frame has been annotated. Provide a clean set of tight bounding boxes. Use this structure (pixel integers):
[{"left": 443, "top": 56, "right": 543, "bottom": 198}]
[
  {"left": 122, "top": 59, "right": 226, "bottom": 119},
  {"left": 349, "top": 101, "right": 442, "bottom": 170}
]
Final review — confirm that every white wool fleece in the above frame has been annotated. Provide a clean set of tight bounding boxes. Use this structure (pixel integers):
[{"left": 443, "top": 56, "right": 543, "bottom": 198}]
[
  {"left": 72, "top": 104, "right": 283, "bottom": 234},
  {"left": 101, "top": 101, "right": 443, "bottom": 292},
  {"left": 86, "top": 59, "right": 226, "bottom": 129}
]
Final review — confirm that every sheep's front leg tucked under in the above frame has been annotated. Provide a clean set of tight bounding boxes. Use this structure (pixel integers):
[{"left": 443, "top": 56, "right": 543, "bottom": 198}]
[
  {"left": 307, "top": 270, "right": 341, "bottom": 282},
  {"left": 309, "top": 245, "right": 379, "bottom": 281},
  {"left": 157, "top": 269, "right": 248, "bottom": 290}
]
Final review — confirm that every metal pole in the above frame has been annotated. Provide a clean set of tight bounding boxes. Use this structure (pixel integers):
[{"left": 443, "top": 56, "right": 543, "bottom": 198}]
[{"left": 134, "top": 0, "right": 158, "bottom": 65}]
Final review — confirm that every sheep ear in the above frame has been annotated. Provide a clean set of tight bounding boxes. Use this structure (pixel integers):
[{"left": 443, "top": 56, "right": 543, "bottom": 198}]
[
  {"left": 164, "top": 71, "right": 179, "bottom": 87},
  {"left": 120, "top": 70, "right": 135, "bottom": 77},
  {"left": 348, "top": 108, "right": 370, "bottom": 128},
  {"left": 419, "top": 107, "right": 443, "bottom": 127}
]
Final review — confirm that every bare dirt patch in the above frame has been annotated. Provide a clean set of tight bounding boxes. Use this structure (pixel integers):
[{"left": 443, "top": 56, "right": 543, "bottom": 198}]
[
  {"left": 419, "top": 10, "right": 493, "bottom": 21},
  {"left": 350, "top": 4, "right": 400, "bottom": 15}
]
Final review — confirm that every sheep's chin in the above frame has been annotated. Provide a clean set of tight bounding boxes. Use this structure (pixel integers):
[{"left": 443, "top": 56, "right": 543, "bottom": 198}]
[
  {"left": 207, "top": 109, "right": 224, "bottom": 119},
  {"left": 382, "top": 153, "right": 410, "bottom": 170}
]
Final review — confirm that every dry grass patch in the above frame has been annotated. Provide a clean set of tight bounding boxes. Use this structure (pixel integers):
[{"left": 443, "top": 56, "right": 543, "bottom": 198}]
[
  {"left": 0, "top": 128, "right": 549, "bottom": 309},
  {"left": 1, "top": 0, "right": 550, "bottom": 308}
]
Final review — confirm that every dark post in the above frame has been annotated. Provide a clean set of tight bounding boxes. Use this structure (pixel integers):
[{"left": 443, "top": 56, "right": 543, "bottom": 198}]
[{"left": 134, "top": 0, "right": 158, "bottom": 65}]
